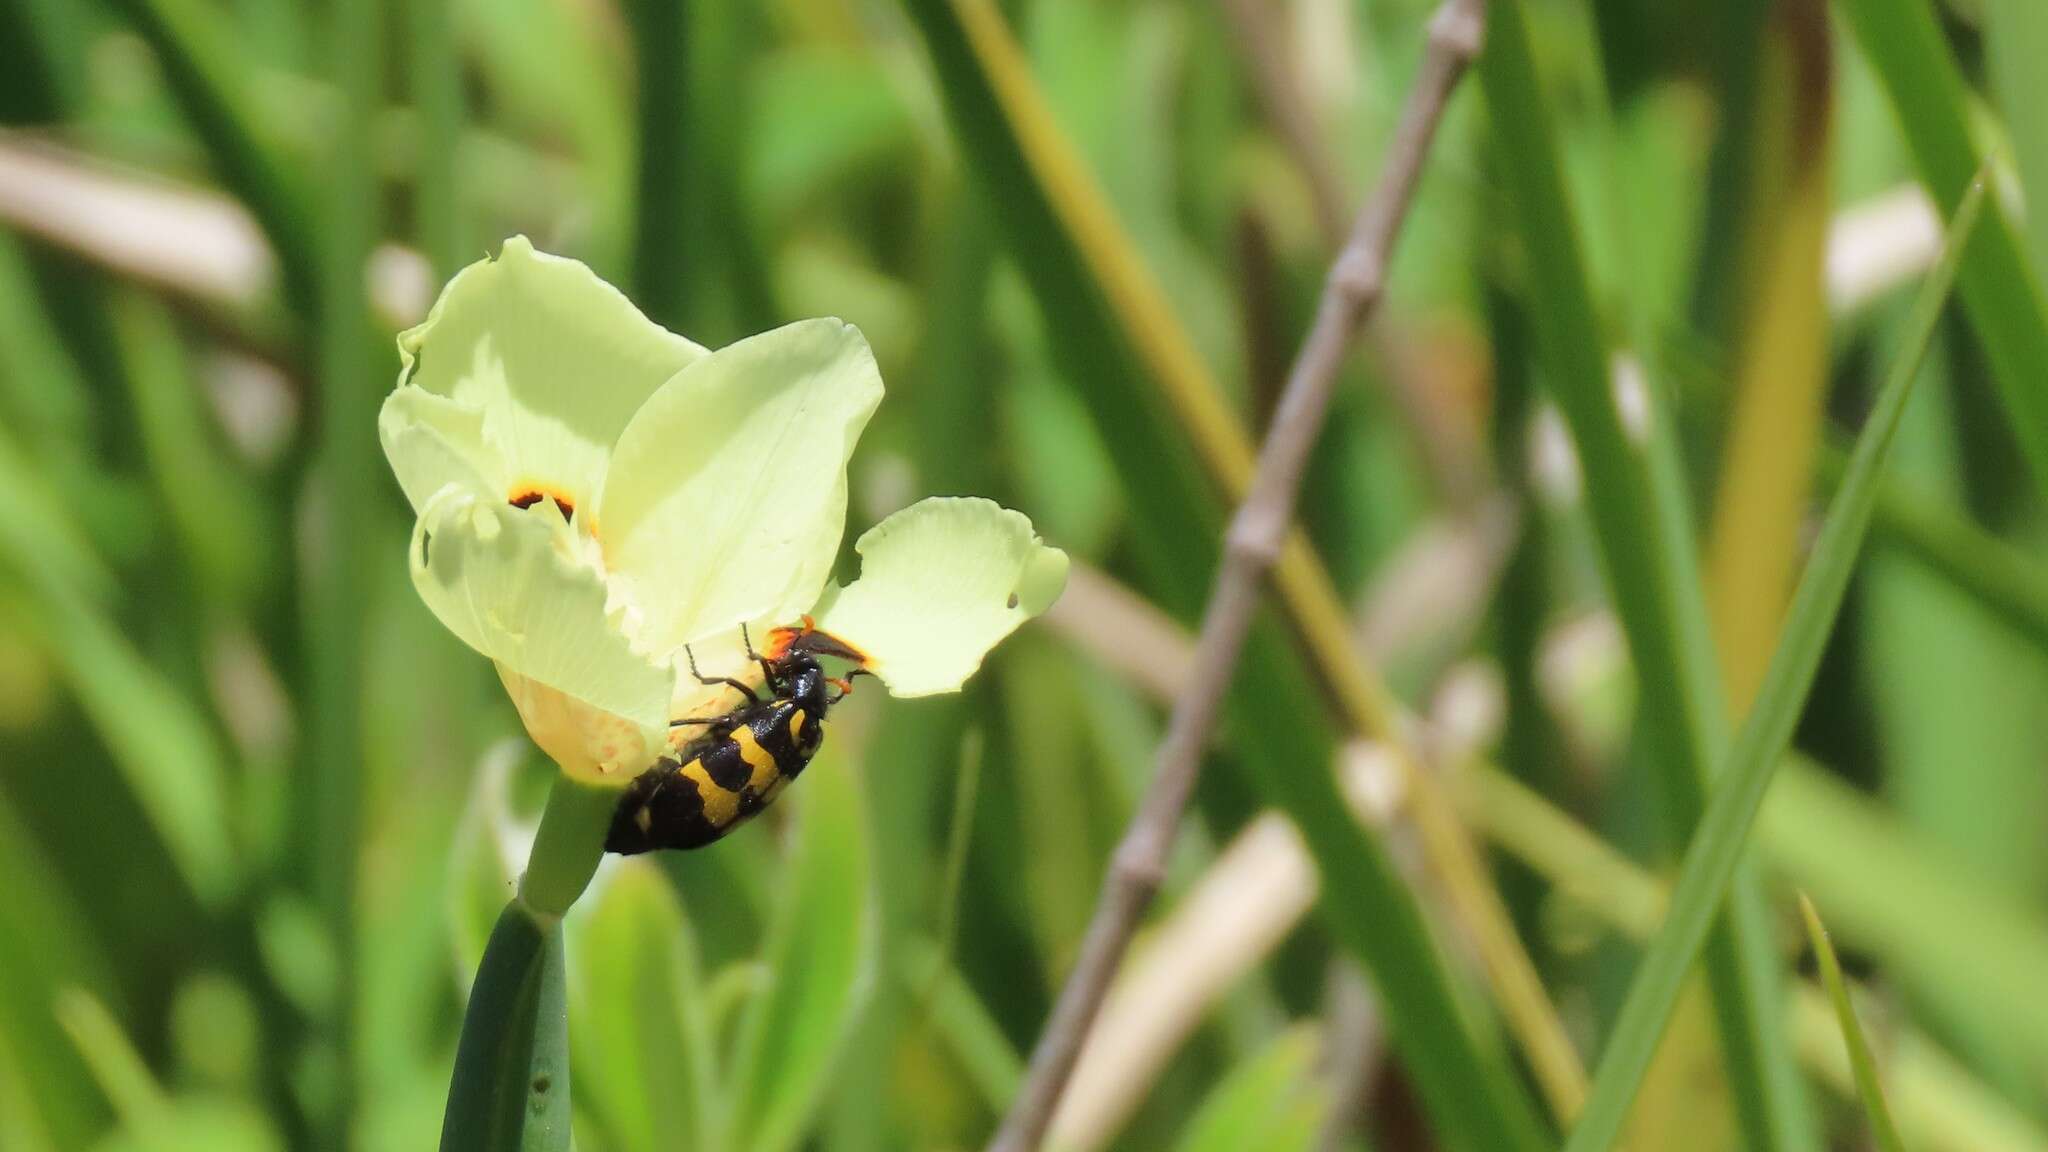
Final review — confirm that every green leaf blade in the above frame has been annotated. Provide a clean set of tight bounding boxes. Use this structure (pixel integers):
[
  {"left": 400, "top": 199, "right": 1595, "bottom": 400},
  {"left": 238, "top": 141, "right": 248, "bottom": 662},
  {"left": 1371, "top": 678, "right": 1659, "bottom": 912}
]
[
  {"left": 1799, "top": 895, "right": 1907, "bottom": 1152},
  {"left": 1839, "top": 0, "right": 2048, "bottom": 499},
  {"left": 896, "top": 4, "right": 1547, "bottom": 1148},
  {"left": 100, "top": 0, "right": 320, "bottom": 314},
  {"left": 726, "top": 751, "right": 877, "bottom": 1152},
  {"left": 570, "top": 861, "right": 719, "bottom": 1152},
  {"left": 441, "top": 902, "right": 572, "bottom": 1152},
  {"left": 1562, "top": 176, "right": 1988, "bottom": 1152},
  {"left": 1477, "top": 0, "right": 1811, "bottom": 1144},
  {"left": 1173, "top": 1025, "right": 1327, "bottom": 1152}
]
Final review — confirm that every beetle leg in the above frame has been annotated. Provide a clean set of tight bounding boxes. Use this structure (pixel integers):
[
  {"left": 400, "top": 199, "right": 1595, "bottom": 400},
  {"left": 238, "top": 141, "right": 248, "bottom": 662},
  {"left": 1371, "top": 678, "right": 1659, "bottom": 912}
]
[{"left": 686, "top": 643, "right": 759, "bottom": 704}]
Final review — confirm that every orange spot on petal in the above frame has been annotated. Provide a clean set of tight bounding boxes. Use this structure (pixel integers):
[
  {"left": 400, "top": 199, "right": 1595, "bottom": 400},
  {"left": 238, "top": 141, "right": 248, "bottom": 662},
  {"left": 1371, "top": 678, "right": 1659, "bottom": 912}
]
[{"left": 509, "top": 486, "right": 575, "bottom": 523}]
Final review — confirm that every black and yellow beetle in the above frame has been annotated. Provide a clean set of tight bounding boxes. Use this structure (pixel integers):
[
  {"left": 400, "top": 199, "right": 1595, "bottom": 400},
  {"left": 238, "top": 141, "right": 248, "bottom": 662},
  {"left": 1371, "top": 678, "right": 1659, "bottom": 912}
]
[{"left": 605, "top": 620, "right": 866, "bottom": 854}]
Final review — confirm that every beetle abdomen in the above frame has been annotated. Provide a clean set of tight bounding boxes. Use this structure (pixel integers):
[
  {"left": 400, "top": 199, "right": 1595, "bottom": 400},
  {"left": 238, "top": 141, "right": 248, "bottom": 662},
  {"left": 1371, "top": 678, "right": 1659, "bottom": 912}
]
[{"left": 605, "top": 699, "right": 817, "bottom": 854}]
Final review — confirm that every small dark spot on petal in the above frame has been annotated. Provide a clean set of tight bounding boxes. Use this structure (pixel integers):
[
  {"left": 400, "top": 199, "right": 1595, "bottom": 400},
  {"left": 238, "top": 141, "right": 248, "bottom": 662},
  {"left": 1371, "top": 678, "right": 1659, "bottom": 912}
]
[
  {"left": 1006, "top": 592, "right": 1020, "bottom": 610},
  {"left": 509, "top": 488, "right": 575, "bottom": 523},
  {"left": 419, "top": 530, "right": 433, "bottom": 566}
]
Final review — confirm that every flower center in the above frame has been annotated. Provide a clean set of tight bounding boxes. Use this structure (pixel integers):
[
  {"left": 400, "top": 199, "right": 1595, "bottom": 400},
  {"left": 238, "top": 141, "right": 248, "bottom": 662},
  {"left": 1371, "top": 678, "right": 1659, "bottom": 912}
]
[{"left": 509, "top": 487, "right": 576, "bottom": 523}]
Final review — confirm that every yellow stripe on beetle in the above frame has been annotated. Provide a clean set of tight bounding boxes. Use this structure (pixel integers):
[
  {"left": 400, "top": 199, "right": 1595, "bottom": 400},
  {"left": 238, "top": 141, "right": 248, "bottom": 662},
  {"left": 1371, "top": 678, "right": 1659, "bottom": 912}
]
[
  {"left": 732, "top": 726, "right": 782, "bottom": 793},
  {"left": 605, "top": 619, "right": 869, "bottom": 856},
  {"left": 680, "top": 757, "right": 742, "bottom": 828}
]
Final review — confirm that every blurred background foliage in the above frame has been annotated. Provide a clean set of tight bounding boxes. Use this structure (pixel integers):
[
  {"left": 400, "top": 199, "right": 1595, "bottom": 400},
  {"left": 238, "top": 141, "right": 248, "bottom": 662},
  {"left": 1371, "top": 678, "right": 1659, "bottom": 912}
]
[{"left": 0, "top": 0, "right": 2046, "bottom": 1149}]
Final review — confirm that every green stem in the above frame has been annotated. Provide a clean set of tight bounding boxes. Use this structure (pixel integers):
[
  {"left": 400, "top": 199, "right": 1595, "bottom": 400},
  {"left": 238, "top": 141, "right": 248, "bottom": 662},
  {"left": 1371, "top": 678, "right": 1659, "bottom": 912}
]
[
  {"left": 442, "top": 903, "right": 572, "bottom": 1152},
  {"left": 517, "top": 775, "right": 619, "bottom": 922},
  {"left": 438, "top": 775, "right": 610, "bottom": 1150}
]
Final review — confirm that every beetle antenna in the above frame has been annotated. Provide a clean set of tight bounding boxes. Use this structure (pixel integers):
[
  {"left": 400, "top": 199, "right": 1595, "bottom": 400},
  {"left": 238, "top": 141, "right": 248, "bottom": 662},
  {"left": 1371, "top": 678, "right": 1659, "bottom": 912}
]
[{"left": 741, "top": 623, "right": 778, "bottom": 687}]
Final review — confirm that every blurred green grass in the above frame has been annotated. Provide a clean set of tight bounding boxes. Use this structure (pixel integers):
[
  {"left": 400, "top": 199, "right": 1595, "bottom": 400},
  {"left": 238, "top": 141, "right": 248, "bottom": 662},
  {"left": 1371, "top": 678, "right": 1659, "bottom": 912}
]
[{"left": 0, "top": 1, "right": 2046, "bottom": 1150}]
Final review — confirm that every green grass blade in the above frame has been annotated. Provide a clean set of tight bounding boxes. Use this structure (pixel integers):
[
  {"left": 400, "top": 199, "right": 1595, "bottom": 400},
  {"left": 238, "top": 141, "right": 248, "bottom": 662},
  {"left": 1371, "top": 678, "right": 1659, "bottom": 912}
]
[
  {"left": 896, "top": 5, "right": 1547, "bottom": 1149},
  {"left": 60, "top": 993, "right": 285, "bottom": 1149},
  {"left": 99, "top": 0, "right": 318, "bottom": 317},
  {"left": 726, "top": 752, "right": 877, "bottom": 1152},
  {"left": 1853, "top": 468, "right": 2048, "bottom": 658},
  {"left": 898, "top": 940, "right": 1023, "bottom": 1112},
  {"left": 109, "top": 293, "right": 268, "bottom": 606},
  {"left": 1837, "top": 0, "right": 2048, "bottom": 498},
  {"left": 0, "top": 416, "right": 111, "bottom": 611},
  {"left": 1792, "top": 1002, "right": 2048, "bottom": 1152},
  {"left": 1561, "top": 176, "right": 1987, "bottom": 1152},
  {"left": 22, "top": 589, "right": 240, "bottom": 905},
  {"left": 625, "top": 2, "right": 775, "bottom": 343},
  {"left": 894, "top": 0, "right": 1237, "bottom": 618},
  {"left": 446, "top": 750, "right": 521, "bottom": 984},
  {"left": 1799, "top": 895, "right": 1906, "bottom": 1152},
  {"left": 571, "top": 862, "right": 719, "bottom": 1152},
  {"left": 0, "top": 435, "right": 238, "bottom": 908},
  {"left": 440, "top": 903, "right": 572, "bottom": 1152},
  {"left": 1685, "top": 0, "right": 1772, "bottom": 341},
  {"left": 458, "top": 0, "right": 634, "bottom": 273},
  {"left": 624, "top": 0, "right": 692, "bottom": 331},
  {"left": 1986, "top": 0, "right": 2048, "bottom": 289},
  {"left": 1762, "top": 761, "right": 2048, "bottom": 1089},
  {"left": 408, "top": 0, "right": 468, "bottom": 281},
  {"left": 300, "top": 1, "right": 382, "bottom": 1147},
  {"left": 54, "top": 988, "right": 166, "bottom": 1126},
  {"left": 1477, "top": 1, "right": 1809, "bottom": 1145},
  {"left": 1172, "top": 1025, "right": 1326, "bottom": 1152},
  {"left": 1466, "top": 763, "right": 2048, "bottom": 1152},
  {"left": 0, "top": 228, "right": 91, "bottom": 449},
  {"left": 0, "top": 792, "right": 114, "bottom": 1147}
]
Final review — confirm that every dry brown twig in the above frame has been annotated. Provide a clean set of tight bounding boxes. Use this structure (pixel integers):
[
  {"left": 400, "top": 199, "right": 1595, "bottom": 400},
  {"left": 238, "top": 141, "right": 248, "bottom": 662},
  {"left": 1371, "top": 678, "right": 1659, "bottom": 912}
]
[
  {"left": 987, "top": 3, "right": 1491, "bottom": 1148},
  {"left": 1219, "top": 0, "right": 1489, "bottom": 508}
]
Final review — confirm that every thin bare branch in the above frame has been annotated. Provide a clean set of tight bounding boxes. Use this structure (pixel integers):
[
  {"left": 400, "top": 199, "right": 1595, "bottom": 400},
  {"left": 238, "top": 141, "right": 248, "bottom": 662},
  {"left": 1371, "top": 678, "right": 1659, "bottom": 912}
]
[
  {"left": 986, "top": 4, "right": 1488, "bottom": 1147},
  {"left": 1219, "top": 1, "right": 1489, "bottom": 506}
]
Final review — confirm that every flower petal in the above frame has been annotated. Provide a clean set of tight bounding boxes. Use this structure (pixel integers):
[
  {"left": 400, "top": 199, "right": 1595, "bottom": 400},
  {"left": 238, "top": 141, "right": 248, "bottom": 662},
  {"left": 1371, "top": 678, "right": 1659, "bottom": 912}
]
[
  {"left": 410, "top": 486, "right": 673, "bottom": 780},
  {"left": 396, "top": 236, "right": 706, "bottom": 512},
  {"left": 378, "top": 386, "right": 504, "bottom": 514},
  {"left": 810, "top": 497, "right": 1067, "bottom": 697},
  {"left": 599, "top": 318, "right": 884, "bottom": 653}
]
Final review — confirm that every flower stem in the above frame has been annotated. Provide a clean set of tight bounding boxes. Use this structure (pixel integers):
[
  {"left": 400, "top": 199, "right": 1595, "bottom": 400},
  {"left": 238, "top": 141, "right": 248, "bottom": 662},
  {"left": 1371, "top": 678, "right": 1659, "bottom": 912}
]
[
  {"left": 516, "top": 775, "right": 618, "bottom": 922},
  {"left": 441, "top": 903, "right": 571, "bottom": 1151}
]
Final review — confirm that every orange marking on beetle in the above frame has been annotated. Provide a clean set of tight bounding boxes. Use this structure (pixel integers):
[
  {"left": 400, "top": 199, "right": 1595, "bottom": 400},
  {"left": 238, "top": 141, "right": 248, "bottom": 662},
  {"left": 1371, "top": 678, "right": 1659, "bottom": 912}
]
[{"left": 764, "top": 616, "right": 871, "bottom": 666}]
